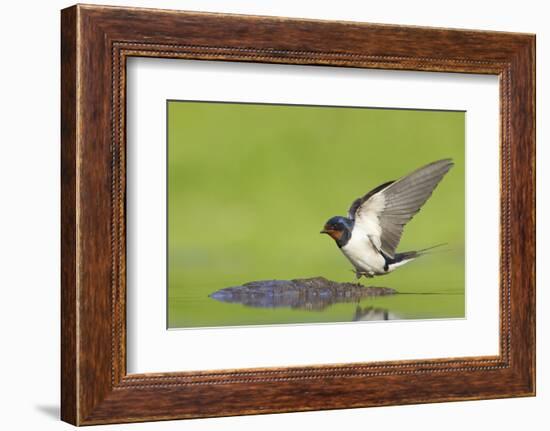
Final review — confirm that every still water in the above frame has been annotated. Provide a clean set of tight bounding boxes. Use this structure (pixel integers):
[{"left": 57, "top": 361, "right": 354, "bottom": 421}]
[{"left": 168, "top": 272, "right": 465, "bottom": 329}]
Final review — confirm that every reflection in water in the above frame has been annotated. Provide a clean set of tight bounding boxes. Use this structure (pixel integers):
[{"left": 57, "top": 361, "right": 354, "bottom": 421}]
[
  {"left": 353, "top": 305, "right": 399, "bottom": 321},
  {"left": 209, "top": 277, "right": 396, "bottom": 313}
]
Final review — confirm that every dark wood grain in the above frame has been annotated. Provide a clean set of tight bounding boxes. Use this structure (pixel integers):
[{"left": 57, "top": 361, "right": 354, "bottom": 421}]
[
  {"left": 60, "top": 6, "right": 77, "bottom": 425},
  {"left": 61, "top": 4, "right": 535, "bottom": 425}
]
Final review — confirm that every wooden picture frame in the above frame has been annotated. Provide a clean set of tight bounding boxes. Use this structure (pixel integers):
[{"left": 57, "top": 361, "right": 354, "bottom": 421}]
[{"left": 61, "top": 4, "right": 535, "bottom": 425}]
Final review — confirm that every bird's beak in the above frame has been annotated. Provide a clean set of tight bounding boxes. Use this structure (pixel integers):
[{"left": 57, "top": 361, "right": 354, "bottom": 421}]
[{"left": 320, "top": 229, "right": 328, "bottom": 234}]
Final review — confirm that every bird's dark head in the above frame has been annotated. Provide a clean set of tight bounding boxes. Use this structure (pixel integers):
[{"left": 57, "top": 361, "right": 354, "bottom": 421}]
[{"left": 320, "top": 216, "right": 353, "bottom": 247}]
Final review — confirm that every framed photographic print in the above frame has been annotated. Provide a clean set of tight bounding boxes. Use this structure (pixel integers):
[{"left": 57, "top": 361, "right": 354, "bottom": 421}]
[
  {"left": 61, "top": 4, "right": 535, "bottom": 425},
  {"left": 164, "top": 101, "right": 465, "bottom": 330}
]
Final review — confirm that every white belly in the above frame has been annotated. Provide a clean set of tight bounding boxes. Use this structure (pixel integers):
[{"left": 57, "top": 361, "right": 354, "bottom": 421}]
[{"left": 340, "top": 228, "right": 386, "bottom": 275}]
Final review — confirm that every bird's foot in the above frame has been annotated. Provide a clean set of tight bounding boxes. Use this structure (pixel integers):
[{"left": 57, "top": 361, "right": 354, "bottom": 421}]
[{"left": 354, "top": 270, "right": 373, "bottom": 279}]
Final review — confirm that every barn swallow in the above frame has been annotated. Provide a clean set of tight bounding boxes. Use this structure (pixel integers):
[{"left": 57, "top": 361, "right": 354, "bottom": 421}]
[{"left": 321, "top": 159, "right": 454, "bottom": 278}]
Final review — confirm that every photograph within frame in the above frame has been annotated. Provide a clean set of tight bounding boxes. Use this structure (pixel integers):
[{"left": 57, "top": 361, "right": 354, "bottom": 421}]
[
  {"left": 167, "top": 100, "right": 466, "bottom": 329},
  {"left": 126, "top": 58, "right": 500, "bottom": 373}
]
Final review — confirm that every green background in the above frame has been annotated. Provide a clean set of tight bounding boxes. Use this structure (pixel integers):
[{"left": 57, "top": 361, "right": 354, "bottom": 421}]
[{"left": 167, "top": 101, "right": 465, "bottom": 328}]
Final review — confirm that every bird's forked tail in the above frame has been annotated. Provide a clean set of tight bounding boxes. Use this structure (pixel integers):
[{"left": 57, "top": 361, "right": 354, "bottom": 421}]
[{"left": 384, "top": 243, "right": 447, "bottom": 271}]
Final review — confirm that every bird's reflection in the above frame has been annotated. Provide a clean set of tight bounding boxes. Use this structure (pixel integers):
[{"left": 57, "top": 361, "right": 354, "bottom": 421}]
[
  {"left": 353, "top": 305, "right": 399, "bottom": 321},
  {"left": 209, "top": 277, "right": 396, "bottom": 319}
]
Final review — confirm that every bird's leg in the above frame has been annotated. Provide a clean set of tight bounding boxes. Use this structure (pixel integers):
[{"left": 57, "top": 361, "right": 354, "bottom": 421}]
[{"left": 354, "top": 270, "right": 373, "bottom": 280}]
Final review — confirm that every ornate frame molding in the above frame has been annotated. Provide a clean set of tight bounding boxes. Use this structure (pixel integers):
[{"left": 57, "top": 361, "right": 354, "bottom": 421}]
[{"left": 61, "top": 5, "right": 535, "bottom": 425}]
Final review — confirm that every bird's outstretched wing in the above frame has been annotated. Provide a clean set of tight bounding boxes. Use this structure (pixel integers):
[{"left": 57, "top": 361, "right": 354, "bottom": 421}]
[{"left": 348, "top": 159, "right": 454, "bottom": 258}]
